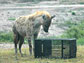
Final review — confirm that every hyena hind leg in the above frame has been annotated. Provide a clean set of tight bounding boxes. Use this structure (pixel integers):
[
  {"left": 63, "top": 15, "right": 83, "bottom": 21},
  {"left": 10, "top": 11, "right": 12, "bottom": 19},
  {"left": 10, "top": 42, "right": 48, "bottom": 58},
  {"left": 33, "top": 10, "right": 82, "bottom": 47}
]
[{"left": 19, "top": 36, "right": 24, "bottom": 57}]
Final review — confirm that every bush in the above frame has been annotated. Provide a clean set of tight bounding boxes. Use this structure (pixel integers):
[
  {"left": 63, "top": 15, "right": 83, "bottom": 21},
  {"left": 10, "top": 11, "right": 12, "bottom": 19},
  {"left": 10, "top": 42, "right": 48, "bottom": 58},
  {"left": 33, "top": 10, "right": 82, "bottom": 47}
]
[
  {"left": 61, "top": 20, "right": 84, "bottom": 39},
  {"left": 0, "top": 32, "right": 29, "bottom": 43},
  {"left": 0, "top": 32, "right": 13, "bottom": 43},
  {"left": 61, "top": 20, "right": 84, "bottom": 45},
  {"left": 72, "top": 11, "right": 76, "bottom": 15}
]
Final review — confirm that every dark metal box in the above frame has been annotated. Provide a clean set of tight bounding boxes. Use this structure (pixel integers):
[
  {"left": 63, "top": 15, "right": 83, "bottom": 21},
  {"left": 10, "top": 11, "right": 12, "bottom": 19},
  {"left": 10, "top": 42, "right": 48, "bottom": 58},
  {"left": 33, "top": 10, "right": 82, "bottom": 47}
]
[{"left": 34, "top": 38, "right": 77, "bottom": 59}]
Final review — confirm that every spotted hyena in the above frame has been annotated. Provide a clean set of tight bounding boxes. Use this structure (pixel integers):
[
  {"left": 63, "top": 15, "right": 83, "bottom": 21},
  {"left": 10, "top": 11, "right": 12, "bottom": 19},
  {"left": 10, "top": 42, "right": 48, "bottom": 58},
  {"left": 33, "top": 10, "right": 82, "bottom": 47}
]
[{"left": 12, "top": 11, "right": 55, "bottom": 57}]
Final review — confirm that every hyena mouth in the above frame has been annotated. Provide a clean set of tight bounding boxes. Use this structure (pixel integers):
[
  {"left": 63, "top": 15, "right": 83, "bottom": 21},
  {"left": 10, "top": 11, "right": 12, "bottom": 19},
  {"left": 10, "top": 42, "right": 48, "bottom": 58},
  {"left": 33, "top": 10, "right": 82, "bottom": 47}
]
[{"left": 44, "top": 26, "right": 49, "bottom": 33}]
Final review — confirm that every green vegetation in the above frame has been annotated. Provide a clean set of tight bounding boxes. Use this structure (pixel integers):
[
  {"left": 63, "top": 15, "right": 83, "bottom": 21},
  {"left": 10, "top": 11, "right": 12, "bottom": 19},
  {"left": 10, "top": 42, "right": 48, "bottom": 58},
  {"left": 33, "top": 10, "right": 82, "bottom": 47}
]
[
  {"left": 72, "top": 11, "right": 76, "bottom": 15},
  {"left": 8, "top": 17, "right": 16, "bottom": 21},
  {"left": 0, "top": 32, "right": 13, "bottom": 43},
  {"left": 0, "top": 32, "right": 28, "bottom": 43},
  {"left": 80, "top": 2, "right": 84, "bottom": 4},
  {"left": 77, "top": 38, "right": 84, "bottom": 45},
  {"left": 61, "top": 21, "right": 84, "bottom": 45}
]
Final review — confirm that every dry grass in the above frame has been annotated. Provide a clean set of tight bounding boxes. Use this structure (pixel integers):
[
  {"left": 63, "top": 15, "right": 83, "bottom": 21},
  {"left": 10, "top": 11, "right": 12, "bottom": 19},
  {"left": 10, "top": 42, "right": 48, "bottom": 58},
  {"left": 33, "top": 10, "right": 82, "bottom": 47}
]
[{"left": 0, "top": 46, "right": 84, "bottom": 63}]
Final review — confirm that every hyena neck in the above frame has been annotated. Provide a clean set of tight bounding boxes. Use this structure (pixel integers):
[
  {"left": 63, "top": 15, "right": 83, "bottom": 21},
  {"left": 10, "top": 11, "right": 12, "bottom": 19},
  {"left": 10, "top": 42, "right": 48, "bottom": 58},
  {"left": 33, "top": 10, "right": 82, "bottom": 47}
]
[{"left": 34, "top": 21, "right": 41, "bottom": 28}]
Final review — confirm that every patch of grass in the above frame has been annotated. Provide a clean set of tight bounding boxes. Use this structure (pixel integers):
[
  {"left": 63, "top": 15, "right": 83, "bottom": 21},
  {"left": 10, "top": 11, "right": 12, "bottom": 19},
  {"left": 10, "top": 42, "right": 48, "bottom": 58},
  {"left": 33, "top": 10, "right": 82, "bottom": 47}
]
[
  {"left": 77, "top": 38, "right": 84, "bottom": 45},
  {"left": 63, "top": 21, "right": 78, "bottom": 28},
  {"left": 0, "top": 46, "right": 84, "bottom": 63},
  {"left": 8, "top": 17, "right": 16, "bottom": 21}
]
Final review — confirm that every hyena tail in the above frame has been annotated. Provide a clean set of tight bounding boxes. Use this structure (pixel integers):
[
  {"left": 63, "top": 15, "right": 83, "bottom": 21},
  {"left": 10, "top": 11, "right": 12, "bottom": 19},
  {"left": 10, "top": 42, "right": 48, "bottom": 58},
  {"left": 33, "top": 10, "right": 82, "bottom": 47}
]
[{"left": 13, "top": 25, "right": 24, "bottom": 57}]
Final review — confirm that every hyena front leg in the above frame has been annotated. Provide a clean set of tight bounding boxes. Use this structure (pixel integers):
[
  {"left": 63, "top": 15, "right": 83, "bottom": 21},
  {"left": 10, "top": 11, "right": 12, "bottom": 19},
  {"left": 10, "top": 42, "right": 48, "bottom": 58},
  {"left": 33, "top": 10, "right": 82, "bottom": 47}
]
[
  {"left": 28, "top": 40, "right": 32, "bottom": 55},
  {"left": 14, "top": 34, "right": 19, "bottom": 58}
]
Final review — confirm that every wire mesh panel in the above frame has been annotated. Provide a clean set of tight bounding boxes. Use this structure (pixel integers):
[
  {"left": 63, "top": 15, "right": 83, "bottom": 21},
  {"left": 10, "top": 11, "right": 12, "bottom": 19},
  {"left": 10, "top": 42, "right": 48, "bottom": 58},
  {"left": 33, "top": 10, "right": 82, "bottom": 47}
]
[
  {"left": 62, "top": 39, "right": 77, "bottom": 58},
  {"left": 51, "top": 40, "right": 62, "bottom": 58},
  {"left": 34, "top": 39, "right": 77, "bottom": 59},
  {"left": 62, "top": 40, "right": 70, "bottom": 58},
  {"left": 69, "top": 40, "right": 77, "bottom": 58}
]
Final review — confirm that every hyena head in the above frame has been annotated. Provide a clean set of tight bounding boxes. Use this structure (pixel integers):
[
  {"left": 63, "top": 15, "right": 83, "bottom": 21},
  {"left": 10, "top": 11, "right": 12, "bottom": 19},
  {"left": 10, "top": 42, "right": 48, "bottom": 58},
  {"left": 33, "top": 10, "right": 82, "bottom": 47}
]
[{"left": 42, "top": 14, "right": 55, "bottom": 33}]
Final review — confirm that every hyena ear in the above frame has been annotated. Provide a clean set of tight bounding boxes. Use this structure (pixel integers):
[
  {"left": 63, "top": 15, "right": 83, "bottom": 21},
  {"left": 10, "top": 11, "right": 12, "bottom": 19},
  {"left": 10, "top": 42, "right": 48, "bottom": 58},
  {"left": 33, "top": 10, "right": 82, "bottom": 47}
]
[
  {"left": 42, "top": 14, "right": 46, "bottom": 20},
  {"left": 51, "top": 15, "right": 55, "bottom": 19}
]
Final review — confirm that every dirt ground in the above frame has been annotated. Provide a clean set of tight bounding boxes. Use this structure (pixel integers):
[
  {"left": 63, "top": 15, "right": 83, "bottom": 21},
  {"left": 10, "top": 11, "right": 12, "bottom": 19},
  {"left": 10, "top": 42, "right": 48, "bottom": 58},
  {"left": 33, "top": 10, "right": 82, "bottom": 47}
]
[{"left": 0, "top": 43, "right": 28, "bottom": 49}]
